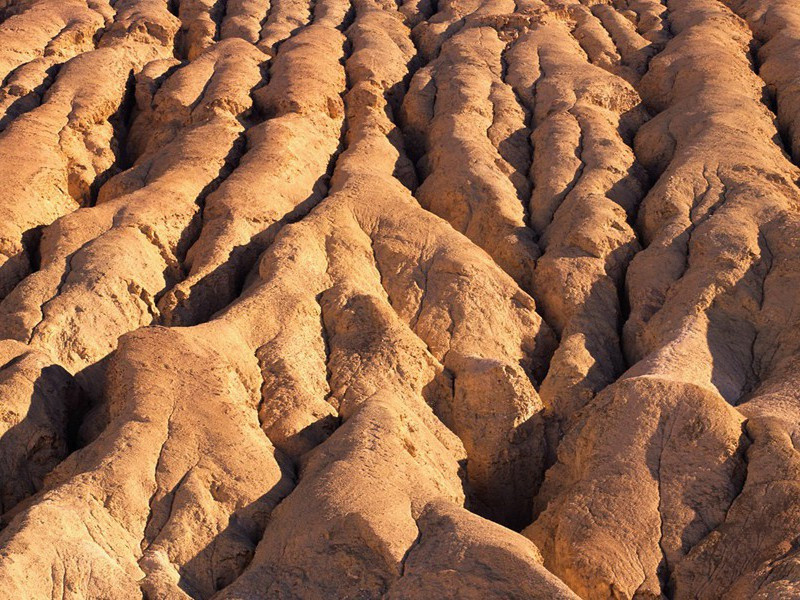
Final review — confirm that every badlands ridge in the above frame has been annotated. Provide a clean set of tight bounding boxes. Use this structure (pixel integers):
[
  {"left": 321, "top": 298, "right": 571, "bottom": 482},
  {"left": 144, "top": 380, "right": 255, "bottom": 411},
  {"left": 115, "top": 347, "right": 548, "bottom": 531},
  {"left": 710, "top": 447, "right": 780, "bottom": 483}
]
[{"left": 0, "top": 0, "right": 798, "bottom": 597}]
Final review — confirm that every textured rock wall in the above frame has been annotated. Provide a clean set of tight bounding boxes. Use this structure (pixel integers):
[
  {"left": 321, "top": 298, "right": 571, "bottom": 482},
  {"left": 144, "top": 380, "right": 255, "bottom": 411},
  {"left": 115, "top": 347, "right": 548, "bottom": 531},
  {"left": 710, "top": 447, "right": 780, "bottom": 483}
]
[{"left": 0, "top": 0, "right": 799, "bottom": 598}]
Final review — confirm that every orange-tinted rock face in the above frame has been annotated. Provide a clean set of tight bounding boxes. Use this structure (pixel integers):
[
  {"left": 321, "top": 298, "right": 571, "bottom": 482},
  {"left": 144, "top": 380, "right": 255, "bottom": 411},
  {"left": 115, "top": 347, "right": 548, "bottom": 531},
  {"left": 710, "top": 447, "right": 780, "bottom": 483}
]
[{"left": 0, "top": 0, "right": 799, "bottom": 598}]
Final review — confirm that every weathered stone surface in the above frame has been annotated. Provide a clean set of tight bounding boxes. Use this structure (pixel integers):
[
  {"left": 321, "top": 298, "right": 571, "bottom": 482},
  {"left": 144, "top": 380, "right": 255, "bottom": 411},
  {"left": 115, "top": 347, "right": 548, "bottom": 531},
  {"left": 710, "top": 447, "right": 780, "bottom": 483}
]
[{"left": 1, "top": 0, "right": 799, "bottom": 598}]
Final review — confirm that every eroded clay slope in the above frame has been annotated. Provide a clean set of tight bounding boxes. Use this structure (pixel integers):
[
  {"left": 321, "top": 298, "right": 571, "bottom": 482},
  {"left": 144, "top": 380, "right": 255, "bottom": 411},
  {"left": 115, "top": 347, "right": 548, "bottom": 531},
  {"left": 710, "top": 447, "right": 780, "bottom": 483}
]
[{"left": 0, "top": 0, "right": 798, "bottom": 598}]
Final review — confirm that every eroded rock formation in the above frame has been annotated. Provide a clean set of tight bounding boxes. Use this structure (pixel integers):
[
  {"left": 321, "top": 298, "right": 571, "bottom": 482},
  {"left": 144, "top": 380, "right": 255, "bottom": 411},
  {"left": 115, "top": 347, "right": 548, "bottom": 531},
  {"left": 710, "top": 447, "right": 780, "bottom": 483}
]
[{"left": 0, "top": 0, "right": 798, "bottom": 598}]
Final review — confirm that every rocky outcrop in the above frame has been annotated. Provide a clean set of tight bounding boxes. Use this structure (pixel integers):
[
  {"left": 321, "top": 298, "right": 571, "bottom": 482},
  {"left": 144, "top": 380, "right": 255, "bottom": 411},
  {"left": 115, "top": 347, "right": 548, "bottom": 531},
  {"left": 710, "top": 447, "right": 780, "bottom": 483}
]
[{"left": 0, "top": 0, "right": 799, "bottom": 598}]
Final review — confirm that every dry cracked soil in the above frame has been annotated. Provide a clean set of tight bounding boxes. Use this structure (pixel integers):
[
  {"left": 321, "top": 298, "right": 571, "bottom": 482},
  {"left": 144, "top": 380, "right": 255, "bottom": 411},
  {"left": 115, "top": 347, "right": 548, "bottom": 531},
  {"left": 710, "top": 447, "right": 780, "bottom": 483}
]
[{"left": 0, "top": 0, "right": 798, "bottom": 597}]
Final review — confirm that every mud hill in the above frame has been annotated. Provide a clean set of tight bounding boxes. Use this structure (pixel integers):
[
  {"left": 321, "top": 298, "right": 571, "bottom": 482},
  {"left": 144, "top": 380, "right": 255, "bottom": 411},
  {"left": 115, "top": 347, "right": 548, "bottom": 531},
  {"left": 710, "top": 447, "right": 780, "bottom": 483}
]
[{"left": 0, "top": 0, "right": 799, "bottom": 597}]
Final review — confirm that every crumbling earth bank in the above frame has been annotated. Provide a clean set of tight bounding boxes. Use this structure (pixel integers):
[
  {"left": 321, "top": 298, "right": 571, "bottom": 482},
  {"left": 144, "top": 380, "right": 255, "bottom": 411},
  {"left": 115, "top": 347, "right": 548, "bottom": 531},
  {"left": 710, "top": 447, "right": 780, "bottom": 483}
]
[{"left": 0, "top": 0, "right": 799, "bottom": 598}]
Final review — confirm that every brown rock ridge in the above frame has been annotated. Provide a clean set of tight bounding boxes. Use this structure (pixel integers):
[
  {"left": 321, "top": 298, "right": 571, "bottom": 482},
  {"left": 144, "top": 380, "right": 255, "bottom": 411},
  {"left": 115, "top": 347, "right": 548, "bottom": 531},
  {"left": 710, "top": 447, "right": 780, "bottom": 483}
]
[{"left": 0, "top": 0, "right": 799, "bottom": 598}]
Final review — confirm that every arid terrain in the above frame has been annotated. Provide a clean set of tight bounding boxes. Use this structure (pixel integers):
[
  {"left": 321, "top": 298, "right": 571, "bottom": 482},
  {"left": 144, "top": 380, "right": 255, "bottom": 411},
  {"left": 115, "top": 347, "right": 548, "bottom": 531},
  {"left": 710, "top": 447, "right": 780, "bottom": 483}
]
[{"left": 0, "top": 0, "right": 798, "bottom": 597}]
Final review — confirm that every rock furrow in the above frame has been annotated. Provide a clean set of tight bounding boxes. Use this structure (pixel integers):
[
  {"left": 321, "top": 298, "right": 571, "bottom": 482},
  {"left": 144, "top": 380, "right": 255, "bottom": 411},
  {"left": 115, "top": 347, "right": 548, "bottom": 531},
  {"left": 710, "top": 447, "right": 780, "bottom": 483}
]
[
  {"left": 721, "top": 0, "right": 800, "bottom": 166},
  {"left": 525, "top": 0, "right": 800, "bottom": 598},
  {"left": 0, "top": 38, "right": 263, "bottom": 392},
  {"left": 506, "top": 17, "right": 649, "bottom": 452},
  {"left": 0, "top": 0, "right": 179, "bottom": 301},
  {"left": 402, "top": 23, "right": 539, "bottom": 292},
  {"left": 1, "top": 0, "right": 800, "bottom": 599},
  {"left": 157, "top": 16, "right": 347, "bottom": 326}
]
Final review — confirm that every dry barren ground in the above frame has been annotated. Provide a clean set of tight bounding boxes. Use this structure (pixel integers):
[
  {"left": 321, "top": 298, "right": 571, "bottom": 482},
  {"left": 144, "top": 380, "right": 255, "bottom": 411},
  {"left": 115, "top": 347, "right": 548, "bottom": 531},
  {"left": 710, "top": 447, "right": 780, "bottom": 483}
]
[{"left": 0, "top": 0, "right": 799, "bottom": 597}]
